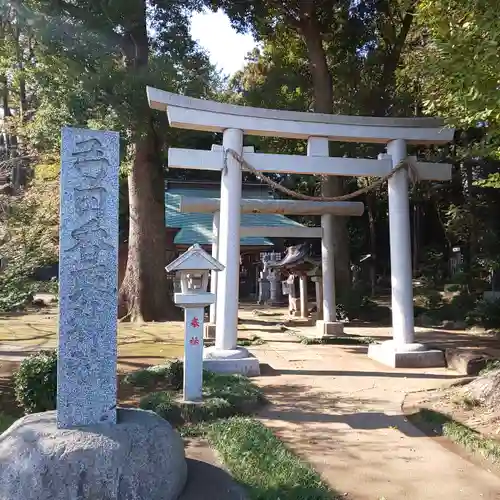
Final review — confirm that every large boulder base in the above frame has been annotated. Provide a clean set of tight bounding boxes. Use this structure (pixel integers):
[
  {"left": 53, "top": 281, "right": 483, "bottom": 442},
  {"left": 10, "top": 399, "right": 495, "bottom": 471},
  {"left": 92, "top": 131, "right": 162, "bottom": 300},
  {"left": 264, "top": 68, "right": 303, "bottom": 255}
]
[{"left": 0, "top": 408, "right": 187, "bottom": 500}]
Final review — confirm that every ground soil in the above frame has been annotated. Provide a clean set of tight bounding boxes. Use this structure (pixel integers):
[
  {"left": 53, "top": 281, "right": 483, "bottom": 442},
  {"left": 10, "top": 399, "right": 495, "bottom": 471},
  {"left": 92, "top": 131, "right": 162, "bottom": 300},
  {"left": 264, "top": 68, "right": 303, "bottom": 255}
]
[{"left": 404, "top": 383, "right": 500, "bottom": 441}]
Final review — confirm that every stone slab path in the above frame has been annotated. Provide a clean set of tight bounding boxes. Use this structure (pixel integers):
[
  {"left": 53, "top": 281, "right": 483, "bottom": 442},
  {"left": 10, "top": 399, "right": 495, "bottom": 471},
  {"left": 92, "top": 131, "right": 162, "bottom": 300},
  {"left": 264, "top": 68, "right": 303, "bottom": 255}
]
[{"left": 249, "top": 329, "right": 500, "bottom": 500}]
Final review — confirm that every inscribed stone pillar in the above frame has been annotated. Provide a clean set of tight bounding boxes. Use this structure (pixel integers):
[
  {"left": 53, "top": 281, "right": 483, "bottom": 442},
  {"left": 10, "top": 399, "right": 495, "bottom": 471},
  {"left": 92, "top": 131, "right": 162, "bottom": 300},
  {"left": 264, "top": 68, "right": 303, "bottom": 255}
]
[{"left": 58, "top": 127, "right": 119, "bottom": 428}]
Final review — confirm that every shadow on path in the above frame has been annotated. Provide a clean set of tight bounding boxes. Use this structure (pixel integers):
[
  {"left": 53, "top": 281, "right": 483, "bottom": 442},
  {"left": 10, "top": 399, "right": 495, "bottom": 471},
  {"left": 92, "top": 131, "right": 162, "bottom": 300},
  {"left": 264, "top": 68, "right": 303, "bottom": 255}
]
[{"left": 179, "top": 459, "right": 247, "bottom": 500}]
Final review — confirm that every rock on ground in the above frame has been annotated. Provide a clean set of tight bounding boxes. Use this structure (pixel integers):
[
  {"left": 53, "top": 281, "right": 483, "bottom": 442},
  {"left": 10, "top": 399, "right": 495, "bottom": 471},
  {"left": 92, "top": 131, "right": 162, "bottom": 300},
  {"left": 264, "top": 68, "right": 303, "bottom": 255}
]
[
  {"left": 0, "top": 408, "right": 187, "bottom": 500},
  {"left": 466, "top": 368, "right": 500, "bottom": 407}
]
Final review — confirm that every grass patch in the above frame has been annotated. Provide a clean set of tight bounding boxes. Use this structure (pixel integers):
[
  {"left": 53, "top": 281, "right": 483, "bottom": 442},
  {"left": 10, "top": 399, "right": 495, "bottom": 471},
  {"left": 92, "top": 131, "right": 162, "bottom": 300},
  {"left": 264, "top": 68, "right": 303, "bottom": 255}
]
[
  {"left": 206, "top": 417, "right": 338, "bottom": 500},
  {"left": 480, "top": 360, "right": 500, "bottom": 375},
  {"left": 299, "top": 336, "right": 375, "bottom": 346},
  {"left": 0, "top": 413, "right": 16, "bottom": 433},
  {"left": 237, "top": 335, "right": 266, "bottom": 347},
  {"left": 204, "top": 335, "right": 266, "bottom": 348},
  {"left": 413, "top": 408, "right": 500, "bottom": 463},
  {"left": 138, "top": 369, "right": 265, "bottom": 429},
  {"left": 286, "top": 330, "right": 375, "bottom": 346}
]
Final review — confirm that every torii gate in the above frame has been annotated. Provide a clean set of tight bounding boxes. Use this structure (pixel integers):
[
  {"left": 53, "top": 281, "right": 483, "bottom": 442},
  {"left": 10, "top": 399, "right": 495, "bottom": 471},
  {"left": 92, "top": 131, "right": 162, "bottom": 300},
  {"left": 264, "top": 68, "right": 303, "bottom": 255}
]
[
  {"left": 148, "top": 86, "right": 454, "bottom": 373},
  {"left": 175, "top": 143, "right": 366, "bottom": 334}
]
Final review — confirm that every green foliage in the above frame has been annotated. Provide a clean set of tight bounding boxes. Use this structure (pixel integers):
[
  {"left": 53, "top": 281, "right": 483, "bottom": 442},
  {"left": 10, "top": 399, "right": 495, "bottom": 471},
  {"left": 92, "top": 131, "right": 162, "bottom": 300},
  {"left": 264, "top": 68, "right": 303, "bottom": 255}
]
[
  {"left": 480, "top": 360, "right": 500, "bottom": 375},
  {"left": 409, "top": 0, "right": 500, "bottom": 157},
  {"left": 13, "top": 350, "right": 57, "bottom": 414},
  {"left": 206, "top": 417, "right": 336, "bottom": 500},
  {"left": 33, "top": 160, "right": 60, "bottom": 181},
  {"left": 418, "top": 248, "right": 447, "bottom": 286},
  {"left": 0, "top": 413, "right": 16, "bottom": 433},
  {"left": 466, "top": 298, "right": 500, "bottom": 328},
  {"left": 124, "top": 359, "right": 183, "bottom": 389},
  {"left": 414, "top": 290, "right": 443, "bottom": 310},
  {"left": 0, "top": 179, "right": 58, "bottom": 312}
]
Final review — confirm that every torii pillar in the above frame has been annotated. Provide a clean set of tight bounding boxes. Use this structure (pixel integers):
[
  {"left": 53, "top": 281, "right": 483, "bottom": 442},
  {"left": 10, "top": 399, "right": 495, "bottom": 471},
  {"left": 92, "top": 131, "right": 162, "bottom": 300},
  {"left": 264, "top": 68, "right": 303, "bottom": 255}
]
[
  {"left": 203, "top": 129, "right": 260, "bottom": 376},
  {"left": 308, "top": 137, "right": 344, "bottom": 336}
]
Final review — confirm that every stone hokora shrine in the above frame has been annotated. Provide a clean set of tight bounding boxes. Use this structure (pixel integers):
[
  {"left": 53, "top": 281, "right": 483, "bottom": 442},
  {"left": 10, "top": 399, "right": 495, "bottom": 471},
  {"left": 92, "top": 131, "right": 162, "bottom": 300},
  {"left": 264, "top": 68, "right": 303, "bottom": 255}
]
[{"left": 147, "top": 86, "right": 454, "bottom": 370}]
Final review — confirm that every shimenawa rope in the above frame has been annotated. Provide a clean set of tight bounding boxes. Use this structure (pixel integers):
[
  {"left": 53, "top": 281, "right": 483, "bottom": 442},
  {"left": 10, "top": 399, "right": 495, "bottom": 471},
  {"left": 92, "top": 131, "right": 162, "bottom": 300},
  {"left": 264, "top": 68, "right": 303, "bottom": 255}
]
[{"left": 223, "top": 148, "right": 419, "bottom": 202}]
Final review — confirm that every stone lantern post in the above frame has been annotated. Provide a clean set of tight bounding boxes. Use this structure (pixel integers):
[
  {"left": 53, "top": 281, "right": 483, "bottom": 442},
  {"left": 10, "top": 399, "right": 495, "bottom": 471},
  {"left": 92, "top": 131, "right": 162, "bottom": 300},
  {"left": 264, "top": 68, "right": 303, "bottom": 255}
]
[{"left": 166, "top": 244, "right": 224, "bottom": 402}]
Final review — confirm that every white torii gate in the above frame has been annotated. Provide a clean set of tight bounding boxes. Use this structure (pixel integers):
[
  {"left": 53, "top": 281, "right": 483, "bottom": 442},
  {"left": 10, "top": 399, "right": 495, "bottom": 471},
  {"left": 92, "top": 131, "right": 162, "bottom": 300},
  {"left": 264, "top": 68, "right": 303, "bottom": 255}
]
[
  {"left": 148, "top": 86, "right": 454, "bottom": 372},
  {"left": 177, "top": 144, "right": 366, "bottom": 335}
]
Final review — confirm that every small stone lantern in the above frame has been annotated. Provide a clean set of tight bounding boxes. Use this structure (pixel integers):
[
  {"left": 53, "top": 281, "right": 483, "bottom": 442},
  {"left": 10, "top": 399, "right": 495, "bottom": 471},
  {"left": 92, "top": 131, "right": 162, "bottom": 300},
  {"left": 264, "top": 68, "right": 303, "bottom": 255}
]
[{"left": 166, "top": 244, "right": 224, "bottom": 402}]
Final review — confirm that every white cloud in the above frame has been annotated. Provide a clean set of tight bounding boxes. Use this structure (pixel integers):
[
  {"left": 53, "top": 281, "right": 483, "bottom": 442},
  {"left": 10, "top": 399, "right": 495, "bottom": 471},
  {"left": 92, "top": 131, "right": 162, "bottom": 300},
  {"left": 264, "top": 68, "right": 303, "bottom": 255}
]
[{"left": 190, "top": 8, "right": 256, "bottom": 76}]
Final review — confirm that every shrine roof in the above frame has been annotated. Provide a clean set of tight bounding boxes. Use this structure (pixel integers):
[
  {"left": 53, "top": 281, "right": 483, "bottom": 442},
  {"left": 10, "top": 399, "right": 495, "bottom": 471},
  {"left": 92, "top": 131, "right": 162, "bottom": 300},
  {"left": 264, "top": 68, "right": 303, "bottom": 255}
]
[{"left": 165, "top": 186, "right": 309, "bottom": 247}]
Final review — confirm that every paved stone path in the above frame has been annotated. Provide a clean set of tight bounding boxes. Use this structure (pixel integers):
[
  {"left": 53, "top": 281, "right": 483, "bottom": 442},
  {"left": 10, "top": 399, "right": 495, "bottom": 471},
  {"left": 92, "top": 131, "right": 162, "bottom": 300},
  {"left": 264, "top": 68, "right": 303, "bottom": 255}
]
[{"left": 249, "top": 327, "right": 500, "bottom": 500}]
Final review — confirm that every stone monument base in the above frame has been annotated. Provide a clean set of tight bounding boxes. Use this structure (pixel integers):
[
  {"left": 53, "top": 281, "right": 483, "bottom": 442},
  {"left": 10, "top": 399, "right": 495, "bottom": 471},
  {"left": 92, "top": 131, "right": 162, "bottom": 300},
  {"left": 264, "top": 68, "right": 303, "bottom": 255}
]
[
  {"left": 204, "top": 322, "right": 216, "bottom": 340},
  {"left": 0, "top": 408, "right": 187, "bottom": 500},
  {"left": 203, "top": 346, "right": 260, "bottom": 376},
  {"left": 367, "top": 340, "right": 445, "bottom": 368},
  {"left": 316, "top": 320, "right": 344, "bottom": 337}
]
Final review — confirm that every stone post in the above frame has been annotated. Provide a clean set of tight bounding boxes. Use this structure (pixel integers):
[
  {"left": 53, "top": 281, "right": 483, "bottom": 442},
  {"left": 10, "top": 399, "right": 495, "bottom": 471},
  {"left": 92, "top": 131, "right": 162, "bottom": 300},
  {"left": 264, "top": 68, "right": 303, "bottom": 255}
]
[
  {"left": 57, "top": 127, "right": 119, "bottom": 428},
  {"left": 299, "top": 275, "right": 308, "bottom": 318},
  {"left": 312, "top": 276, "right": 323, "bottom": 319},
  {"left": 183, "top": 307, "right": 204, "bottom": 401}
]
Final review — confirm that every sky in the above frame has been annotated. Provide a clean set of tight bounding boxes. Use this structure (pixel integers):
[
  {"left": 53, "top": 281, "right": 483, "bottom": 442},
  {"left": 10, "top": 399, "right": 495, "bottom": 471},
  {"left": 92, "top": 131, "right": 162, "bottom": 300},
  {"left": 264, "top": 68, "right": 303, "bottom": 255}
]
[{"left": 190, "top": 8, "right": 256, "bottom": 76}]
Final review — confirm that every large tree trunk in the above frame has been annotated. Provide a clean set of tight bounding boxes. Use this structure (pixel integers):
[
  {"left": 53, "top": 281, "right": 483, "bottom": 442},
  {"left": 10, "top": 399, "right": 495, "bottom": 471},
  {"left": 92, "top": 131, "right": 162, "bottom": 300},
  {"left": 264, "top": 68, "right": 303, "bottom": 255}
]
[
  {"left": 300, "top": 13, "right": 351, "bottom": 291},
  {"left": 118, "top": 0, "right": 180, "bottom": 322}
]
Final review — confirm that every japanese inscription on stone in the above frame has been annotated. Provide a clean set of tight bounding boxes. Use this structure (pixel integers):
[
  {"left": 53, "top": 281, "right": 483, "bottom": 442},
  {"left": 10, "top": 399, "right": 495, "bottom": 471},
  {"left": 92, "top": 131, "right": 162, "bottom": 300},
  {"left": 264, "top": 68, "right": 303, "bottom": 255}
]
[{"left": 57, "top": 127, "right": 119, "bottom": 428}]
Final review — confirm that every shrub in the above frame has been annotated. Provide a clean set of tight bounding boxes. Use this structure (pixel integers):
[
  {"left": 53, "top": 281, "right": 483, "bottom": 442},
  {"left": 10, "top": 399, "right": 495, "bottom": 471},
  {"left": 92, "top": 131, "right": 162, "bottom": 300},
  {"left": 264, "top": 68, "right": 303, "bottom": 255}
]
[
  {"left": 466, "top": 298, "right": 500, "bottom": 328},
  {"left": 139, "top": 391, "right": 181, "bottom": 422},
  {"left": 14, "top": 350, "right": 57, "bottom": 414},
  {"left": 414, "top": 290, "right": 443, "bottom": 310},
  {"left": 138, "top": 371, "right": 264, "bottom": 426},
  {"left": 124, "top": 359, "right": 183, "bottom": 390}
]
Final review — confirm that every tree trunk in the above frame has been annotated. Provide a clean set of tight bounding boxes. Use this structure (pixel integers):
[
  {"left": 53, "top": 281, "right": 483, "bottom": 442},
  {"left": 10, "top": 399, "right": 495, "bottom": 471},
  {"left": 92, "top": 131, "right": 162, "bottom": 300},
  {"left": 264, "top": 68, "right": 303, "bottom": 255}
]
[
  {"left": 14, "top": 23, "right": 27, "bottom": 123},
  {"left": 300, "top": 14, "right": 351, "bottom": 291},
  {"left": 0, "top": 75, "right": 9, "bottom": 118},
  {"left": 118, "top": 127, "right": 180, "bottom": 321},
  {"left": 118, "top": 0, "right": 180, "bottom": 322},
  {"left": 465, "top": 161, "right": 478, "bottom": 262},
  {"left": 367, "top": 191, "right": 377, "bottom": 296}
]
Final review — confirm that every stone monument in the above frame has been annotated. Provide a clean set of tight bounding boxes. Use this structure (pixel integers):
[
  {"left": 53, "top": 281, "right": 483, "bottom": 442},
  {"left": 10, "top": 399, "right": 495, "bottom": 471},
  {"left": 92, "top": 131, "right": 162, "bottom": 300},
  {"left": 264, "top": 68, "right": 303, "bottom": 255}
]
[
  {"left": 0, "top": 127, "right": 187, "bottom": 500},
  {"left": 58, "top": 128, "right": 120, "bottom": 427}
]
